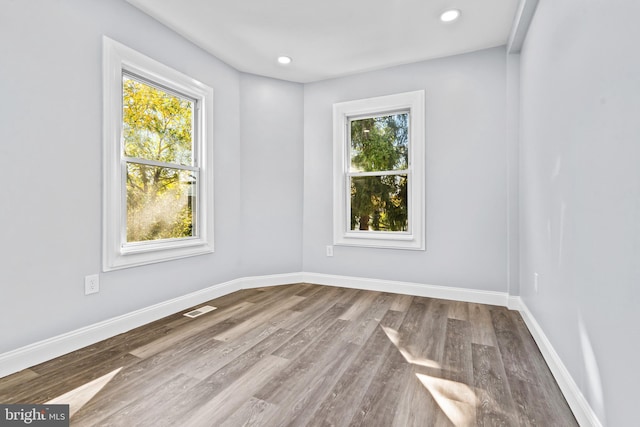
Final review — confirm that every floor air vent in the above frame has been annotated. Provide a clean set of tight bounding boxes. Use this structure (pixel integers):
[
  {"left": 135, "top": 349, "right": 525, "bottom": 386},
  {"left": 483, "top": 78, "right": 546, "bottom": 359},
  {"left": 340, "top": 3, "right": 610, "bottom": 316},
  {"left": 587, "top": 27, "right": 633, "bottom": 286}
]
[{"left": 183, "top": 305, "right": 217, "bottom": 318}]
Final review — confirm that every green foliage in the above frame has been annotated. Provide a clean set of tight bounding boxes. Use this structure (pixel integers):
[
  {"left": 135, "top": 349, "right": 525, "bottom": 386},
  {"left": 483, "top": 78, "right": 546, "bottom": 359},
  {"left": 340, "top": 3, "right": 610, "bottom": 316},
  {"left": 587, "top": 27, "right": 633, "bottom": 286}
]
[
  {"left": 123, "top": 77, "right": 193, "bottom": 165},
  {"left": 122, "top": 76, "right": 196, "bottom": 242},
  {"left": 350, "top": 113, "right": 409, "bottom": 231}
]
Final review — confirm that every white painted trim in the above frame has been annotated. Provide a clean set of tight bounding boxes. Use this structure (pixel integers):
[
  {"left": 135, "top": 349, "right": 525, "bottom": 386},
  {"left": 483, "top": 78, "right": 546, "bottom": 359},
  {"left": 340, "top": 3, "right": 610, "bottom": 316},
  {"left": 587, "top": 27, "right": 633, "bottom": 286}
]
[
  {"left": 240, "top": 272, "right": 306, "bottom": 289},
  {"left": 302, "top": 272, "right": 508, "bottom": 306},
  {"left": 507, "top": 295, "right": 522, "bottom": 310},
  {"left": 507, "top": 0, "right": 540, "bottom": 54},
  {"left": 102, "top": 36, "right": 215, "bottom": 271},
  {"left": 0, "top": 271, "right": 605, "bottom": 427},
  {"left": 0, "top": 279, "right": 241, "bottom": 379},
  {"left": 0, "top": 272, "right": 302, "bottom": 378},
  {"left": 0, "top": 272, "right": 504, "bottom": 378},
  {"left": 513, "top": 297, "right": 604, "bottom": 427},
  {"left": 332, "top": 91, "right": 426, "bottom": 250}
]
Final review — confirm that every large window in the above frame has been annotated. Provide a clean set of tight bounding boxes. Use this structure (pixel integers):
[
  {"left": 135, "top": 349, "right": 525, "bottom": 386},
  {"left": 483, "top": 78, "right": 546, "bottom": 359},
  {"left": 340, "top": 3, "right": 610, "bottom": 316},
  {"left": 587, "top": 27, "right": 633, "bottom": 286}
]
[
  {"left": 103, "top": 37, "right": 214, "bottom": 270},
  {"left": 333, "top": 91, "right": 425, "bottom": 250}
]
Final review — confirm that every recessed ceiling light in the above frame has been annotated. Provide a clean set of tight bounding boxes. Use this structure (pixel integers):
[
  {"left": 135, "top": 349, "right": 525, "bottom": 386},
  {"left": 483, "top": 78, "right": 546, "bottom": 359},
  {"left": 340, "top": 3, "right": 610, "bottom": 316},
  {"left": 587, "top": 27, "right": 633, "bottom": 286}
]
[
  {"left": 277, "top": 56, "right": 292, "bottom": 65},
  {"left": 440, "top": 9, "right": 461, "bottom": 23}
]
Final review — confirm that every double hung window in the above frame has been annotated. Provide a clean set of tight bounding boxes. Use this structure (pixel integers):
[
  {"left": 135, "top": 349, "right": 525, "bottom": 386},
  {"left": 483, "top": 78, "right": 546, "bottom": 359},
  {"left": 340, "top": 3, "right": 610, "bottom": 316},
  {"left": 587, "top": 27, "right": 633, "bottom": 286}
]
[
  {"left": 333, "top": 91, "right": 425, "bottom": 250},
  {"left": 103, "top": 37, "right": 214, "bottom": 270}
]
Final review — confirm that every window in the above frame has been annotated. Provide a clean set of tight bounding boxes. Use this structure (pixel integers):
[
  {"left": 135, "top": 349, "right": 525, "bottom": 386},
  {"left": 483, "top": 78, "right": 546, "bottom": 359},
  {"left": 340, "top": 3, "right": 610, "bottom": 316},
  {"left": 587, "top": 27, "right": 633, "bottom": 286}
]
[
  {"left": 103, "top": 37, "right": 214, "bottom": 270},
  {"left": 333, "top": 91, "right": 425, "bottom": 250}
]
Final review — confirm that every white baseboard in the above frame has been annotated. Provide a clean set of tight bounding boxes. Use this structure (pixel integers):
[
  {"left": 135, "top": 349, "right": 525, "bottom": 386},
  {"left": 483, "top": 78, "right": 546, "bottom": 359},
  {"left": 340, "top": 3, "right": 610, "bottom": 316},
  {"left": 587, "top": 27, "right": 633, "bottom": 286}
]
[
  {"left": 301, "top": 272, "right": 510, "bottom": 306},
  {"left": 0, "top": 272, "right": 505, "bottom": 378},
  {"left": 0, "top": 271, "right": 604, "bottom": 427},
  {"left": 512, "top": 296, "right": 603, "bottom": 427},
  {"left": 507, "top": 295, "right": 522, "bottom": 310},
  {"left": 240, "top": 272, "right": 306, "bottom": 289},
  {"left": 0, "top": 278, "right": 242, "bottom": 379},
  {"left": 0, "top": 272, "right": 307, "bottom": 378}
]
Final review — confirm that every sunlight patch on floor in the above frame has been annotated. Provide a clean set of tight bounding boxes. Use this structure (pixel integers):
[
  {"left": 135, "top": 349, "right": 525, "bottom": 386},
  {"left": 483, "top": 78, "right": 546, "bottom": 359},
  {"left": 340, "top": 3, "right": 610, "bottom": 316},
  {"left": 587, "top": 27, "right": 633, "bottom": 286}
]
[
  {"left": 382, "top": 325, "right": 477, "bottom": 426},
  {"left": 46, "top": 367, "right": 122, "bottom": 417},
  {"left": 381, "top": 326, "right": 442, "bottom": 369},
  {"left": 416, "top": 373, "right": 477, "bottom": 427}
]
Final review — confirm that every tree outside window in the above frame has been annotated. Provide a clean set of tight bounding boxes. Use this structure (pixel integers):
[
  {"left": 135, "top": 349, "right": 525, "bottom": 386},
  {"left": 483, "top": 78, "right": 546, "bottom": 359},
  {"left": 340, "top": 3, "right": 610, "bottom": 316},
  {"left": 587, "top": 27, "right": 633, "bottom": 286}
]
[
  {"left": 122, "top": 76, "right": 197, "bottom": 242},
  {"left": 349, "top": 113, "right": 409, "bottom": 232}
]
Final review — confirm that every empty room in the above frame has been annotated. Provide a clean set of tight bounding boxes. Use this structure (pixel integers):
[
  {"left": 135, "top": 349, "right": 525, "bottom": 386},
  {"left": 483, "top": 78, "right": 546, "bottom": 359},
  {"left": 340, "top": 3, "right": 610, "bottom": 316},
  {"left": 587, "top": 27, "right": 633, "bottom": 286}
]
[{"left": 0, "top": 0, "right": 637, "bottom": 426}]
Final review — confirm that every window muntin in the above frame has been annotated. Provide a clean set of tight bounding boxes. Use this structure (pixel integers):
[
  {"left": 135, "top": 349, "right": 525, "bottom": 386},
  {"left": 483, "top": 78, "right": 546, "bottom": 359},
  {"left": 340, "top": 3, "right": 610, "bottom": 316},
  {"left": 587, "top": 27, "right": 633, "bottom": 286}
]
[
  {"left": 103, "top": 37, "right": 214, "bottom": 270},
  {"left": 333, "top": 91, "right": 425, "bottom": 250}
]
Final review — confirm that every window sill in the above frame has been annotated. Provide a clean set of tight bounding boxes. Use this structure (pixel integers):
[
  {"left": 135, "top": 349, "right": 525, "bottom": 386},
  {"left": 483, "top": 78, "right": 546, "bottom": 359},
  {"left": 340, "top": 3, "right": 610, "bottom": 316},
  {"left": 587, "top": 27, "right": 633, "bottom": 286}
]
[
  {"left": 334, "top": 233, "right": 425, "bottom": 250},
  {"left": 104, "top": 242, "right": 214, "bottom": 271}
]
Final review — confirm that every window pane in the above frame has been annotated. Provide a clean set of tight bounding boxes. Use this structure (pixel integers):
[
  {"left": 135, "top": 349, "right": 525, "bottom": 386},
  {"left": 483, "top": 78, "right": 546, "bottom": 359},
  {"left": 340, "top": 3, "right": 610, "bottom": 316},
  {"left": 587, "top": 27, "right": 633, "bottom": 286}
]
[
  {"left": 350, "top": 174, "right": 408, "bottom": 232},
  {"left": 123, "top": 75, "right": 194, "bottom": 166},
  {"left": 126, "top": 163, "right": 197, "bottom": 242},
  {"left": 350, "top": 113, "right": 408, "bottom": 172}
]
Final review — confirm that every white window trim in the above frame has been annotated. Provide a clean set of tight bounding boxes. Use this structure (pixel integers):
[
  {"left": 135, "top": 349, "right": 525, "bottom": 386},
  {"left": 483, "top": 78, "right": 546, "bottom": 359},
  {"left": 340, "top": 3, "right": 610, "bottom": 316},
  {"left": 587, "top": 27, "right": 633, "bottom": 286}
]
[
  {"left": 103, "top": 36, "right": 214, "bottom": 271},
  {"left": 333, "top": 90, "right": 425, "bottom": 250}
]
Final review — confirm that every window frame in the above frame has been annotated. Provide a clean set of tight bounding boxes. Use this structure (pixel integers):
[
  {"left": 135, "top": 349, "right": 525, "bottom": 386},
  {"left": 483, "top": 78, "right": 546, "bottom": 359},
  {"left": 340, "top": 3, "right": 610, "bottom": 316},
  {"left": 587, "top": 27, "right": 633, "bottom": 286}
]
[
  {"left": 333, "top": 91, "right": 425, "bottom": 250},
  {"left": 103, "top": 37, "right": 214, "bottom": 271}
]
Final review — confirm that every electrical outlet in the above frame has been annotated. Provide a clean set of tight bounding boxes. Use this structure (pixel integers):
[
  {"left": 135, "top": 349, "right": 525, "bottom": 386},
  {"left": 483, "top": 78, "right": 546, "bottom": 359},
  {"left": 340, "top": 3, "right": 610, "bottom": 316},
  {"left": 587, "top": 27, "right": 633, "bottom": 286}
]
[
  {"left": 534, "top": 273, "right": 539, "bottom": 294},
  {"left": 85, "top": 274, "right": 100, "bottom": 295},
  {"left": 326, "top": 245, "right": 334, "bottom": 257}
]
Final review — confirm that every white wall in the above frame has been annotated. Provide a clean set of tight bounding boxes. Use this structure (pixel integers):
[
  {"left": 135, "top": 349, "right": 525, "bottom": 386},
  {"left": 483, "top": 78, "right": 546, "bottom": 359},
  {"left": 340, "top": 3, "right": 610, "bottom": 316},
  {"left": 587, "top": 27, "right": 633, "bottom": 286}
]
[
  {"left": 5, "top": 3, "right": 633, "bottom": 423},
  {"left": 0, "top": 6, "right": 513, "bottom": 355},
  {"left": 519, "top": 0, "right": 640, "bottom": 425},
  {"left": 239, "top": 74, "right": 304, "bottom": 276},
  {"left": 0, "top": 0, "right": 276, "bottom": 354},
  {"left": 506, "top": 53, "right": 521, "bottom": 297},
  {"left": 0, "top": 1, "right": 308, "bottom": 356},
  {"left": 303, "top": 48, "right": 510, "bottom": 292}
]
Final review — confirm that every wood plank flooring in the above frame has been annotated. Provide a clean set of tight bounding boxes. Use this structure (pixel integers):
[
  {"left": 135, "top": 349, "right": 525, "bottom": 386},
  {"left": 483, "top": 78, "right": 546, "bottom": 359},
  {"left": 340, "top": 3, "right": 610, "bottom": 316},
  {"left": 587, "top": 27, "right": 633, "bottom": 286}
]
[{"left": 0, "top": 284, "right": 578, "bottom": 426}]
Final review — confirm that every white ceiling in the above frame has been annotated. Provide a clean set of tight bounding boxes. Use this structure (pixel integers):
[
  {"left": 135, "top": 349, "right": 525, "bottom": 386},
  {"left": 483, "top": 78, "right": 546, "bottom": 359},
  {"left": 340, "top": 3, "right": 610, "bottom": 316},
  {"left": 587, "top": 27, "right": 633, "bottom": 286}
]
[{"left": 127, "top": 0, "right": 520, "bottom": 83}]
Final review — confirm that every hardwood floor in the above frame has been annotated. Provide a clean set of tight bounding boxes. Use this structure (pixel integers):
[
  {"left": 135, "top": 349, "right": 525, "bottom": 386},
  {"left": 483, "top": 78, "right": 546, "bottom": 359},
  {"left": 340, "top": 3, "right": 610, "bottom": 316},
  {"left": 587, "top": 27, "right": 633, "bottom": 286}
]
[{"left": 0, "top": 284, "right": 577, "bottom": 426}]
